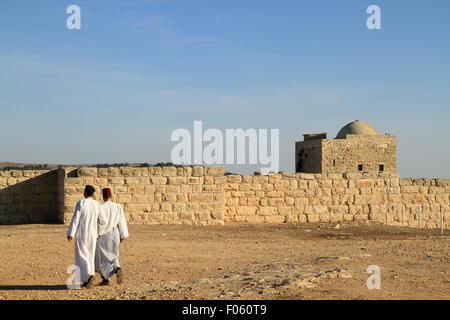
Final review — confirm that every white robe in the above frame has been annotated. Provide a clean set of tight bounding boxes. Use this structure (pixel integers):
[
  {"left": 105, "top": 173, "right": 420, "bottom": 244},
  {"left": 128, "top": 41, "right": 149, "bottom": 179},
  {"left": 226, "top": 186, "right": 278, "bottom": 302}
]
[
  {"left": 98, "top": 201, "right": 129, "bottom": 239},
  {"left": 67, "top": 198, "right": 101, "bottom": 282},
  {"left": 95, "top": 201, "right": 129, "bottom": 280}
]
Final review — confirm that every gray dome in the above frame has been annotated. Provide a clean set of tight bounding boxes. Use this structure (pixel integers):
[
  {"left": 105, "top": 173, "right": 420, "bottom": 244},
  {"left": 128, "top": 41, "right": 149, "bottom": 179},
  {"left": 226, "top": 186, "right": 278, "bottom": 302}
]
[{"left": 336, "top": 120, "right": 378, "bottom": 139}]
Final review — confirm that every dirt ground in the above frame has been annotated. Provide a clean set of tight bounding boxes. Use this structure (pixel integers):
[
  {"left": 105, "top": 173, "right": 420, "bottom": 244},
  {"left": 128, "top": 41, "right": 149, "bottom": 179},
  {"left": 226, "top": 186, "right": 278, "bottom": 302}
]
[{"left": 0, "top": 222, "right": 448, "bottom": 300}]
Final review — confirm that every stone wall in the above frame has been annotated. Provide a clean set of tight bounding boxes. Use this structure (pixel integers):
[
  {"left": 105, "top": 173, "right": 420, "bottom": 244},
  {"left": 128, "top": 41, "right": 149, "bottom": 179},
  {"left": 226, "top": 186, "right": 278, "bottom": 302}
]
[
  {"left": 295, "top": 135, "right": 397, "bottom": 174},
  {"left": 62, "top": 166, "right": 225, "bottom": 225},
  {"left": 295, "top": 139, "right": 322, "bottom": 173},
  {"left": 0, "top": 169, "right": 64, "bottom": 224},
  {"left": 0, "top": 166, "right": 448, "bottom": 230},
  {"left": 224, "top": 172, "right": 450, "bottom": 229},
  {"left": 322, "top": 135, "right": 397, "bottom": 174}
]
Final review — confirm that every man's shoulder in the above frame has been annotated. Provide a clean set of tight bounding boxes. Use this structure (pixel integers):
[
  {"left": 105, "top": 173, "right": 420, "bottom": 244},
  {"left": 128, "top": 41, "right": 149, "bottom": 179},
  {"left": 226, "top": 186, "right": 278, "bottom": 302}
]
[
  {"left": 102, "top": 201, "right": 122, "bottom": 208},
  {"left": 84, "top": 198, "right": 100, "bottom": 204},
  {"left": 83, "top": 198, "right": 101, "bottom": 210},
  {"left": 75, "top": 199, "right": 88, "bottom": 212},
  {"left": 108, "top": 201, "right": 123, "bottom": 211},
  {"left": 100, "top": 201, "right": 113, "bottom": 208}
]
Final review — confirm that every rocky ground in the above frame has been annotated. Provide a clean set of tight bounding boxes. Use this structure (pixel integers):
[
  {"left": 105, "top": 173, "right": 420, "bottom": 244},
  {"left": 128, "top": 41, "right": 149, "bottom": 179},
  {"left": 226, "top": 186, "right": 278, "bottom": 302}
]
[{"left": 0, "top": 223, "right": 448, "bottom": 300}]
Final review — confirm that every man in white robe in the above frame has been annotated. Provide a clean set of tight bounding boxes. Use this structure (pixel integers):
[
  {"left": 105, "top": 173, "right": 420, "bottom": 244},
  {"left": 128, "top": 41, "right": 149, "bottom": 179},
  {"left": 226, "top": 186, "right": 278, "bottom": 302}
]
[
  {"left": 67, "top": 185, "right": 102, "bottom": 289},
  {"left": 95, "top": 188, "right": 129, "bottom": 285}
]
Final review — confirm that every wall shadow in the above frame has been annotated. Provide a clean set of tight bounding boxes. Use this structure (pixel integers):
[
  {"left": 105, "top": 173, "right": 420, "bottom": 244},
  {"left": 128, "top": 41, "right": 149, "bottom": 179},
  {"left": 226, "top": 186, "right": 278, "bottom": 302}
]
[{"left": 0, "top": 170, "right": 62, "bottom": 225}]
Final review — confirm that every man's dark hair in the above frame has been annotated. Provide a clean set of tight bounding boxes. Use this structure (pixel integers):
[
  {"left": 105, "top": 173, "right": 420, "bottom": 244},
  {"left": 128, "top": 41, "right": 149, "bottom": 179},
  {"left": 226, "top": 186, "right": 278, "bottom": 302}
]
[{"left": 84, "top": 185, "right": 95, "bottom": 197}]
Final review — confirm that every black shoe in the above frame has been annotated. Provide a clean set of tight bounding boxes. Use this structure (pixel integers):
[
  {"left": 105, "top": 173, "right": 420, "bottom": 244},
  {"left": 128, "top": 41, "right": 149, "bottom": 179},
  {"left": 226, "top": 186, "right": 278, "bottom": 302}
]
[
  {"left": 115, "top": 268, "right": 123, "bottom": 284},
  {"left": 99, "top": 279, "right": 110, "bottom": 286},
  {"left": 85, "top": 275, "right": 95, "bottom": 289}
]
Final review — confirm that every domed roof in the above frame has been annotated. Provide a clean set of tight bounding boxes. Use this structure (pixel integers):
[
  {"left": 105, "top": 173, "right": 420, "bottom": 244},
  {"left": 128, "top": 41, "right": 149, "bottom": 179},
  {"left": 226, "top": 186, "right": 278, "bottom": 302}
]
[{"left": 336, "top": 120, "right": 378, "bottom": 139}]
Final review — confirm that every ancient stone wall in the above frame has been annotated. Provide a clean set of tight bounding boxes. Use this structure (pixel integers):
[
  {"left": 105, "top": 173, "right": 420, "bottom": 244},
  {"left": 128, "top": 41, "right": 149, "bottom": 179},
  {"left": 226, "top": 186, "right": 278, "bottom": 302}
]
[
  {"left": 224, "top": 172, "right": 449, "bottom": 229},
  {"left": 295, "top": 135, "right": 396, "bottom": 174},
  {"left": 322, "top": 135, "right": 397, "bottom": 174},
  {"left": 295, "top": 139, "right": 323, "bottom": 173},
  {"left": 62, "top": 166, "right": 225, "bottom": 225},
  {"left": 0, "top": 169, "right": 64, "bottom": 224},
  {"left": 0, "top": 166, "right": 448, "bottom": 230}
]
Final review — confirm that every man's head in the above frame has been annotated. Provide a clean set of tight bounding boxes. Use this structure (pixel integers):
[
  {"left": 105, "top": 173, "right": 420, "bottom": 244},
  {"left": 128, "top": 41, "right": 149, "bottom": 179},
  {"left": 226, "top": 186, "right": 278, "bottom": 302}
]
[
  {"left": 102, "top": 188, "right": 112, "bottom": 201},
  {"left": 84, "top": 185, "right": 95, "bottom": 198}
]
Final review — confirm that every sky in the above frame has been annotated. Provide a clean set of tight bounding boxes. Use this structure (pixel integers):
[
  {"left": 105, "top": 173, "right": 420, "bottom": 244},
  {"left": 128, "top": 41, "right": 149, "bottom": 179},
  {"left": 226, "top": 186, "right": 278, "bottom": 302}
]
[{"left": 0, "top": 0, "right": 449, "bottom": 177}]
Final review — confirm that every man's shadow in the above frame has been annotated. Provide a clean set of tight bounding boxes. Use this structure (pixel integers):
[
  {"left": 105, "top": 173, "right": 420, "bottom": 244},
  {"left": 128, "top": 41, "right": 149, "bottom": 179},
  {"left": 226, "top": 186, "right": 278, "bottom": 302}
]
[{"left": 0, "top": 285, "right": 68, "bottom": 291}]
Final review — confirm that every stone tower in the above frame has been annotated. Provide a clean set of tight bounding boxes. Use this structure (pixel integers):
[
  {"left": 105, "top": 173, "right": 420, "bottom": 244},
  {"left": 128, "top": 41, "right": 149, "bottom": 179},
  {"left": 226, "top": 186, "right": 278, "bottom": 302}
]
[{"left": 295, "top": 120, "right": 397, "bottom": 174}]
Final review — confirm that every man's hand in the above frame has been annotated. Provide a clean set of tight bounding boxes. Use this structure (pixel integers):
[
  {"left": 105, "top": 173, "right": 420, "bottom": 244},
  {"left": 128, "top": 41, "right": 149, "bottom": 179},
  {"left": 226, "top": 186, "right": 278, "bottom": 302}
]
[
  {"left": 120, "top": 238, "right": 126, "bottom": 243},
  {"left": 67, "top": 236, "right": 73, "bottom": 241}
]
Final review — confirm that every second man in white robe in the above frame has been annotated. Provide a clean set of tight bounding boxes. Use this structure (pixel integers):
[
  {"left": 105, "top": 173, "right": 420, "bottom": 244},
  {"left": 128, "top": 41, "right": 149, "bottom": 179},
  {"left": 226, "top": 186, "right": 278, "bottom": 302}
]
[{"left": 95, "top": 188, "right": 129, "bottom": 285}]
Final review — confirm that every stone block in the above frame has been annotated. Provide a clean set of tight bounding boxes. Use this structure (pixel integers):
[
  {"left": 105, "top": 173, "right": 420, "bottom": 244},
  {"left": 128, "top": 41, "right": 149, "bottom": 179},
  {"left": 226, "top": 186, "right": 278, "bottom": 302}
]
[
  {"left": 117, "top": 194, "right": 133, "bottom": 203},
  {"left": 227, "top": 175, "right": 242, "bottom": 183},
  {"left": 192, "top": 166, "right": 204, "bottom": 177},
  {"left": 168, "top": 177, "right": 187, "bottom": 185},
  {"left": 108, "top": 177, "right": 124, "bottom": 185},
  {"left": 150, "top": 177, "right": 167, "bottom": 185},
  {"left": 11, "top": 170, "right": 23, "bottom": 178},
  {"left": 298, "top": 173, "right": 315, "bottom": 180},
  {"left": 189, "top": 193, "right": 213, "bottom": 202},
  {"left": 98, "top": 168, "right": 109, "bottom": 177},
  {"left": 108, "top": 167, "right": 121, "bottom": 176},
  {"left": 265, "top": 215, "right": 285, "bottom": 223},
  {"left": 306, "top": 214, "right": 319, "bottom": 223},
  {"left": 204, "top": 166, "right": 225, "bottom": 177},
  {"left": 215, "top": 176, "right": 226, "bottom": 184},
  {"left": 278, "top": 206, "right": 292, "bottom": 215},
  {"left": 162, "top": 166, "right": 177, "bottom": 177},
  {"left": 238, "top": 206, "right": 257, "bottom": 216},
  {"left": 188, "top": 177, "right": 201, "bottom": 184},
  {"left": 120, "top": 167, "right": 133, "bottom": 176},
  {"left": 132, "top": 168, "right": 149, "bottom": 176},
  {"left": 149, "top": 167, "right": 162, "bottom": 176}
]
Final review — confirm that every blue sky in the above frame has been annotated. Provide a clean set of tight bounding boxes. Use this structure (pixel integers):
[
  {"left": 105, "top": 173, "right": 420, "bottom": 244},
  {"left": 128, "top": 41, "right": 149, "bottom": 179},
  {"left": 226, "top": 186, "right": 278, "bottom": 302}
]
[{"left": 0, "top": 0, "right": 449, "bottom": 177}]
